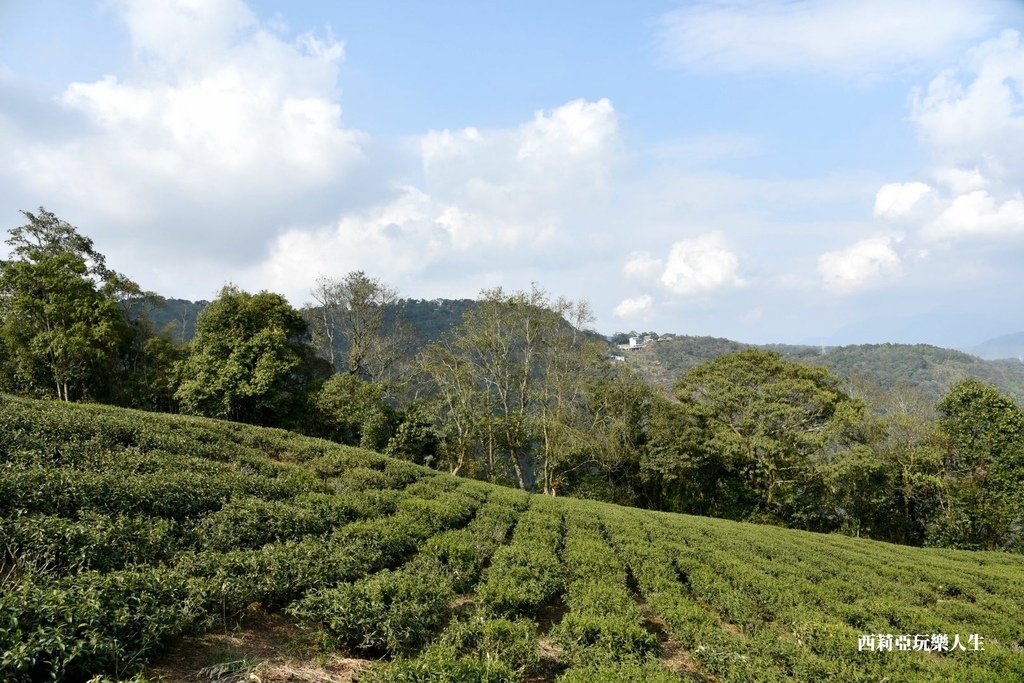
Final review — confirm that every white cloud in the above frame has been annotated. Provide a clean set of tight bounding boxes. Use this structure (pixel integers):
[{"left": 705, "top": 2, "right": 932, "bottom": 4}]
[
  {"left": 933, "top": 167, "right": 988, "bottom": 195},
  {"left": 882, "top": 31, "right": 1024, "bottom": 245},
  {"left": 4, "top": 0, "right": 368, "bottom": 264},
  {"left": 925, "top": 190, "right": 1024, "bottom": 240},
  {"left": 911, "top": 30, "right": 1024, "bottom": 180},
  {"left": 818, "top": 235, "right": 903, "bottom": 294},
  {"left": 660, "top": 232, "right": 744, "bottom": 295},
  {"left": 420, "top": 98, "right": 621, "bottom": 219},
  {"left": 613, "top": 295, "right": 653, "bottom": 318},
  {"left": 658, "top": 0, "right": 997, "bottom": 79},
  {"left": 622, "top": 252, "right": 663, "bottom": 280},
  {"left": 253, "top": 99, "right": 625, "bottom": 301},
  {"left": 873, "top": 182, "right": 932, "bottom": 219}
]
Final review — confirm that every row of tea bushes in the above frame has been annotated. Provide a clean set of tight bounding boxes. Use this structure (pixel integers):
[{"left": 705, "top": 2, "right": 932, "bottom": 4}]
[
  {"left": 552, "top": 507, "right": 660, "bottom": 670},
  {"left": 475, "top": 497, "right": 565, "bottom": 617}
]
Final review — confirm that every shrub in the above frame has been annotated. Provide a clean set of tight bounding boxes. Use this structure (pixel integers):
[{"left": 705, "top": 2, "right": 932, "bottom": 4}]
[
  {"left": 438, "top": 615, "right": 540, "bottom": 674},
  {"left": 476, "top": 545, "right": 563, "bottom": 616},
  {"left": 555, "top": 659, "right": 682, "bottom": 683},
  {"left": 196, "top": 498, "right": 326, "bottom": 551},
  {"left": 0, "top": 568, "right": 205, "bottom": 682},
  {"left": 1, "top": 512, "right": 181, "bottom": 575},
  {"left": 552, "top": 612, "right": 659, "bottom": 665},
  {"left": 288, "top": 569, "right": 454, "bottom": 654},
  {"left": 360, "top": 645, "right": 518, "bottom": 683}
]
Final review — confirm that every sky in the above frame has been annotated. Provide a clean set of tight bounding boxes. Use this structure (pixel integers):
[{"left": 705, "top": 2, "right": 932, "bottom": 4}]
[{"left": 2, "top": 0, "right": 1024, "bottom": 348}]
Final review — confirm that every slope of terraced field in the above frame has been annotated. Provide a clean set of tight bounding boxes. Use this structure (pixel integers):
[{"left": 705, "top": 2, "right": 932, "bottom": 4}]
[{"left": 1, "top": 394, "right": 1023, "bottom": 682}]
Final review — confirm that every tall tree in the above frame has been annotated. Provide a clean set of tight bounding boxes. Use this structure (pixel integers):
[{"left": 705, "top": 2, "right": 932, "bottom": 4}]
[
  {"left": 305, "top": 271, "right": 407, "bottom": 382},
  {"left": 932, "top": 379, "right": 1024, "bottom": 551},
  {"left": 839, "top": 378, "right": 945, "bottom": 544},
  {"left": 174, "top": 286, "right": 326, "bottom": 427},
  {"left": 671, "top": 349, "right": 867, "bottom": 527},
  {"left": 420, "top": 285, "right": 605, "bottom": 491},
  {"left": 0, "top": 208, "right": 138, "bottom": 401}
]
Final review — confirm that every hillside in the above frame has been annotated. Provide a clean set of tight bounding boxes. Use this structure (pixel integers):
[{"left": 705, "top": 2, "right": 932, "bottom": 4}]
[
  {"left": 141, "top": 297, "right": 480, "bottom": 347},
  {"left": 625, "top": 335, "right": 1024, "bottom": 404},
  {"left": 140, "top": 297, "right": 1024, "bottom": 408},
  {"left": 2, "top": 396, "right": 1022, "bottom": 682}
]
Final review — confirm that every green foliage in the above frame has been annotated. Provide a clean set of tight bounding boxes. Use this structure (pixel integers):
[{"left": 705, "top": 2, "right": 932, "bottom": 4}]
[
  {"left": 196, "top": 497, "right": 327, "bottom": 551},
  {"left": 174, "top": 285, "right": 327, "bottom": 427},
  {"left": 419, "top": 285, "right": 605, "bottom": 491},
  {"left": 314, "top": 372, "right": 398, "bottom": 448},
  {"left": 437, "top": 615, "right": 540, "bottom": 673},
  {"left": 0, "top": 208, "right": 141, "bottom": 402},
  {"left": 1, "top": 512, "right": 181, "bottom": 576},
  {"left": 553, "top": 612, "right": 659, "bottom": 666},
  {"left": 667, "top": 349, "right": 867, "bottom": 527},
  {"left": 361, "top": 646, "right": 519, "bottom": 683},
  {"left": 2, "top": 393, "right": 1024, "bottom": 682},
  {"left": 932, "top": 379, "right": 1024, "bottom": 551},
  {"left": 288, "top": 569, "right": 454, "bottom": 654},
  {"left": 0, "top": 567, "right": 205, "bottom": 682},
  {"left": 644, "top": 335, "right": 1024, "bottom": 405},
  {"left": 555, "top": 659, "right": 681, "bottom": 683},
  {"left": 477, "top": 504, "right": 564, "bottom": 617}
]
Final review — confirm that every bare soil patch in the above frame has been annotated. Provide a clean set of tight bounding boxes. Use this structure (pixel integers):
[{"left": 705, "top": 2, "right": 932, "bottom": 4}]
[{"left": 144, "top": 610, "right": 373, "bottom": 683}]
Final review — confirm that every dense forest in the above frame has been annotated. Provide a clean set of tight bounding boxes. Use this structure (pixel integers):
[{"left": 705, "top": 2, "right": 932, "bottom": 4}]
[{"left": 1, "top": 208, "right": 1022, "bottom": 554}]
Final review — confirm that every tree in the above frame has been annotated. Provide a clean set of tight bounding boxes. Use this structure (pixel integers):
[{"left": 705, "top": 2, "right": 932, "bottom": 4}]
[
  {"left": 671, "top": 349, "right": 867, "bottom": 528},
  {"left": 642, "top": 393, "right": 729, "bottom": 516},
  {"left": 839, "top": 378, "right": 945, "bottom": 544},
  {"left": 314, "top": 372, "right": 398, "bottom": 450},
  {"left": 420, "top": 285, "right": 606, "bottom": 491},
  {"left": 305, "top": 271, "right": 408, "bottom": 382},
  {"left": 932, "top": 379, "right": 1024, "bottom": 551},
  {"left": 174, "top": 286, "right": 326, "bottom": 427},
  {"left": 0, "top": 208, "right": 139, "bottom": 401}
]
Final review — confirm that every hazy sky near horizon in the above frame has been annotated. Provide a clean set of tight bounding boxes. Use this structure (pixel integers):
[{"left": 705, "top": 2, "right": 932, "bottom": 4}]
[{"left": 2, "top": 0, "right": 1024, "bottom": 347}]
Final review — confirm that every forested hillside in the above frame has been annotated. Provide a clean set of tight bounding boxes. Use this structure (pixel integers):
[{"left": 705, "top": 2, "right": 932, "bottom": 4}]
[
  {"left": 623, "top": 334, "right": 1024, "bottom": 404},
  {"left": 3, "top": 210, "right": 1023, "bottom": 555},
  {"left": 2, "top": 395, "right": 1022, "bottom": 682}
]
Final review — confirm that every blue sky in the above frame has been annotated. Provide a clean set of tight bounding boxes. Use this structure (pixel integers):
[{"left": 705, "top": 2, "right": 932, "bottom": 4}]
[{"left": 2, "top": 1, "right": 1024, "bottom": 347}]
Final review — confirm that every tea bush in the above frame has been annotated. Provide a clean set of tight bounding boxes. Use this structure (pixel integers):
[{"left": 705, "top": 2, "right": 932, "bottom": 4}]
[{"left": 288, "top": 568, "right": 454, "bottom": 654}]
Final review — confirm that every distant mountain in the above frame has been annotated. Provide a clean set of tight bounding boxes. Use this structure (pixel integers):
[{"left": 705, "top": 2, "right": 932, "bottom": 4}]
[
  {"left": 137, "top": 298, "right": 1024, "bottom": 406},
  {"left": 140, "top": 298, "right": 210, "bottom": 344},
  {"left": 966, "top": 332, "right": 1024, "bottom": 361},
  {"left": 136, "top": 296, "right": 483, "bottom": 349},
  {"left": 622, "top": 334, "right": 1024, "bottom": 405}
]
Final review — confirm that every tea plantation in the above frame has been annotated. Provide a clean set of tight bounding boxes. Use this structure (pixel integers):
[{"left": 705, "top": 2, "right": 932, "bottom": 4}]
[{"left": 1, "top": 394, "right": 1022, "bottom": 682}]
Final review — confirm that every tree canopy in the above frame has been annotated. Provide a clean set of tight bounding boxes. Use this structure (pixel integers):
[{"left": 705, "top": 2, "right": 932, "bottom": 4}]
[
  {"left": 668, "top": 349, "right": 867, "bottom": 526},
  {"left": 0, "top": 208, "right": 140, "bottom": 401},
  {"left": 174, "top": 286, "right": 326, "bottom": 427}
]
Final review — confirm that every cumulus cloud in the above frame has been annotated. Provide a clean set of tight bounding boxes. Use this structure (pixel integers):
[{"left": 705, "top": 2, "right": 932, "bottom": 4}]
[
  {"left": 613, "top": 295, "right": 653, "bottom": 319},
  {"left": 925, "top": 190, "right": 1024, "bottom": 240},
  {"left": 911, "top": 30, "right": 1024, "bottom": 180},
  {"left": 818, "top": 235, "right": 903, "bottom": 294},
  {"left": 622, "top": 251, "right": 663, "bottom": 281},
  {"left": 660, "top": 232, "right": 744, "bottom": 295},
  {"left": 253, "top": 99, "right": 624, "bottom": 301},
  {"left": 657, "top": 0, "right": 996, "bottom": 79},
  {"left": 879, "top": 30, "right": 1024, "bottom": 246},
  {"left": 3, "top": 0, "right": 369, "bottom": 266},
  {"left": 873, "top": 182, "right": 932, "bottom": 219},
  {"left": 420, "top": 98, "right": 620, "bottom": 219}
]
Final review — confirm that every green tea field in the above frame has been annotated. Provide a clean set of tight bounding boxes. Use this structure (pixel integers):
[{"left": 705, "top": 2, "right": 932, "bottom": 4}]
[{"left": 1, "top": 394, "right": 1022, "bottom": 682}]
